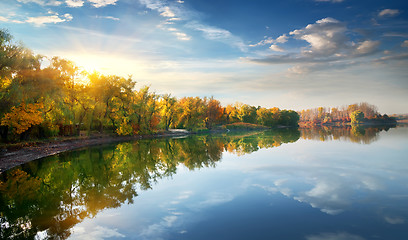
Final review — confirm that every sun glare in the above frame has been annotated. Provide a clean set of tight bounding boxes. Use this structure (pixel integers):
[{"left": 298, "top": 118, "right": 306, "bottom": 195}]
[{"left": 65, "top": 53, "right": 136, "bottom": 76}]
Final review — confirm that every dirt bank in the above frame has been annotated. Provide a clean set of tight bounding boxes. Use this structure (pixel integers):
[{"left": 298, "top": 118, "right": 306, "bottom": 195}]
[{"left": 0, "top": 131, "right": 189, "bottom": 174}]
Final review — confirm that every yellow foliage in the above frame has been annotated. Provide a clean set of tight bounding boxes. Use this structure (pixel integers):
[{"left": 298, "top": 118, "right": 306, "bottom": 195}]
[
  {"left": 1, "top": 77, "right": 12, "bottom": 89},
  {"left": 116, "top": 117, "right": 133, "bottom": 136},
  {"left": 1, "top": 102, "right": 44, "bottom": 134}
]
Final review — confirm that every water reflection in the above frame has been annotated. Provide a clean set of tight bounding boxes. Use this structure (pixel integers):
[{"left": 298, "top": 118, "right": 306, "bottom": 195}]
[
  {"left": 0, "top": 126, "right": 404, "bottom": 239},
  {"left": 300, "top": 125, "right": 394, "bottom": 144},
  {"left": 0, "top": 129, "right": 299, "bottom": 239}
]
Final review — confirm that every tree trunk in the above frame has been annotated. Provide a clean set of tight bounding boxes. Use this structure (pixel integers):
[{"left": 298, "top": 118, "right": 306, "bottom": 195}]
[{"left": 0, "top": 125, "right": 8, "bottom": 142}]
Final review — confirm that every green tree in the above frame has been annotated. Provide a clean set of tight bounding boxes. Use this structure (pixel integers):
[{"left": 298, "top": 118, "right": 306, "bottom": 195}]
[{"left": 278, "top": 110, "right": 299, "bottom": 126}]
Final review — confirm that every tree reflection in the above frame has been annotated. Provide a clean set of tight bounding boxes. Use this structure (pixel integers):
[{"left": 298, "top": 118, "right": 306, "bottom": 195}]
[
  {"left": 0, "top": 128, "right": 298, "bottom": 239},
  {"left": 300, "top": 125, "right": 393, "bottom": 144}
]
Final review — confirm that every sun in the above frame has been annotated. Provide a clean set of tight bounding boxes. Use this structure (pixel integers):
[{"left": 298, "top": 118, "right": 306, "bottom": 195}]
[{"left": 66, "top": 53, "right": 119, "bottom": 75}]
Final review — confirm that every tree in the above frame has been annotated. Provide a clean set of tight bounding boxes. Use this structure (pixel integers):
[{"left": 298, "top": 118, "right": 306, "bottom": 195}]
[
  {"left": 229, "top": 103, "right": 257, "bottom": 124},
  {"left": 1, "top": 102, "right": 43, "bottom": 139},
  {"left": 350, "top": 110, "right": 364, "bottom": 125},
  {"left": 177, "top": 97, "right": 205, "bottom": 130},
  {"left": 0, "top": 29, "right": 43, "bottom": 141},
  {"left": 256, "top": 107, "right": 280, "bottom": 127},
  {"left": 132, "top": 86, "right": 160, "bottom": 134},
  {"left": 278, "top": 110, "right": 299, "bottom": 126},
  {"left": 159, "top": 94, "right": 179, "bottom": 130},
  {"left": 204, "top": 97, "right": 223, "bottom": 129}
]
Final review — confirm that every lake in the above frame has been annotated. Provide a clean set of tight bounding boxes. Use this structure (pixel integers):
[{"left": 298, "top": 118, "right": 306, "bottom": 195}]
[{"left": 1, "top": 126, "right": 407, "bottom": 240}]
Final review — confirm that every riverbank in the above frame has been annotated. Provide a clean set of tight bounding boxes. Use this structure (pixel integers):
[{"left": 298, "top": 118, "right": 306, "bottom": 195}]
[
  {"left": 1, "top": 124, "right": 279, "bottom": 173},
  {"left": 0, "top": 131, "right": 190, "bottom": 173}
]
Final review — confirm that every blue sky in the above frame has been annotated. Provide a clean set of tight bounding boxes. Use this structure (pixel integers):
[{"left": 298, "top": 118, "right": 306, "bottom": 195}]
[{"left": 1, "top": 0, "right": 407, "bottom": 113}]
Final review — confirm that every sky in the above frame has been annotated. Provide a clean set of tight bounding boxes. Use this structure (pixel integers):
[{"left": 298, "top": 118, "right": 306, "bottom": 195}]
[{"left": 0, "top": 0, "right": 407, "bottom": 113}]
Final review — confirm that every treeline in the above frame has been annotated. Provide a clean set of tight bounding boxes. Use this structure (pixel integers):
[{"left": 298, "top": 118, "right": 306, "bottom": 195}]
[
  {"left": 0, "top": 29, "right": 298, "bottom": 142},
  {"left": 299, "top": 102, "right": 396, "bottom": 125}
]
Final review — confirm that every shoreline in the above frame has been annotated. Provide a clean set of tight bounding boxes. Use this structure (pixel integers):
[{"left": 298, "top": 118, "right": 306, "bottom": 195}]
[
  {"left": 0, "top": 131, "right": 190, "bottom": 174},
  {"left": 0, "top": 126, "right": 270, "bottom": 173},
  {"left": 1, "top": 122, "right": 402, "bottom": 174}
]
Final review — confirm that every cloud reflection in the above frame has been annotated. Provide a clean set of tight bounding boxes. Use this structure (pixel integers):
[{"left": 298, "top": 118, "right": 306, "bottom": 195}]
[
  {"left": 252, "top": 159, "right": 391, "bottom": 215},
  {"left": 384, "top": 216, "right": 405, "bottom": 224},
  {"left": 306, "top": 232, "right": 365, "bottom": 240},
  {"left": 71, "top": 225, "right": 125, "bottom": 240}
]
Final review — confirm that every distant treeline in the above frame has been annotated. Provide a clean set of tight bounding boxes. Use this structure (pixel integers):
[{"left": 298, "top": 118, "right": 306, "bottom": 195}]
[
  {"left": 0, "top": 29, "right": 298, "bottom": 142},
  {"left": 299, "top": 102, "right": 397, "bottom": 126}
]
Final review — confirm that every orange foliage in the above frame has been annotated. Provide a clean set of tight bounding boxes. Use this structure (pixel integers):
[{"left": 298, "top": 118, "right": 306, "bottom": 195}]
[{"left": 1, "top": 102, "right": 44, "bottom": 134}]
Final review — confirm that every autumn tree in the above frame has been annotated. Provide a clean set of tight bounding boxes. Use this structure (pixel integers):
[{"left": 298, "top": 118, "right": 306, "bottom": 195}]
[
  {"left": 0, "top": 29, "right": 43, "bottom": 140},
  {"left": 256, "top": 107, "right": 279, "bottom": 127},
  {"left": 1, "top": 102, "right": 43, "bottom": 140},
  {"left": 159, "top": 94, "right": 179, "bottom": 130},
  {"left": 204, "top": 97, "right": 223, "bottom": 129},
  {"left": 132, "top": 86, "right": 160, "bottom": 134},
  {"left": 350, "top": 110, "right": 364, "bottom": 125},
  {"left": 229, "top": 102, "right": 257, "bottom": 124},
  {"left": 177, "top": 97, "right": 205, "bottom": 130}
]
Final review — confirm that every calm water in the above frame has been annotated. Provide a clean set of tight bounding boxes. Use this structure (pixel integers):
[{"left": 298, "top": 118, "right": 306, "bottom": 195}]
[{"left": 1, "top": 126, "right": 407, "bottom": 240}]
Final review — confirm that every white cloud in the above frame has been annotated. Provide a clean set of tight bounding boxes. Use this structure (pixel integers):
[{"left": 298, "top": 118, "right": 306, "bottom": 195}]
[
  {"left": 16, "top": 0, "right": 62, "bottom": 6},
  {"left": 165, "top": 27, "right": 191, "bottom": 41},
  {"left": 88, "top": 0, "right": 118, "bottom": 8},
  {"left": 0, "top": 16, "right": 24, "bottom": 24},
  {"left": 174, "top": 32, "right": 191, "bottom": 41},
  {"left": 275, "top": 34, "right": 288, "bottom": 43},
  {"left": 378, "top": 9, "right": 400, "bottom": 18},
  {"left": 186, "top": 22, "right": 247, "bottom": 51},
  {"left": 0, "top": 16, "right": 9, "bottom": 22},
  {"left": 139, "top": 0, "right": 246, "bottom": 51},
  {"left": 353, "top": 40, "right": 380, "bottom": 55},
  {"left": 26, "top": 13, "right": 73, "bottom": 26},
  {"left": 250, "top": 34, "right": 287, "bottom": 47},
  {"left": 249, "top": 37, "right": 273, "bottom": 47},
  {"left": 290, "top": 17, "right": 348, "bottom": 57},
  {"left": 160, "top": 6, "right": 176, "bottom": 18},
  {"left": 63, "top": 13, "right": 73, "bottom": 21},
  {"left": 287, "top": 65, "right": 312, "bottom": 75},
  {"left": 140, "top": 0, "right": 191, "bottom": 43},
  {"left": 269, "top": 44, "right": 285, "bottom": 52},
  {"left": 401, "top": 40, "right": 408, "bottom": 48},
  {"left": 95, "top": 15, "right": 120, "bottom": 21},
  {"left": 66, "top": 0, "right": 84, "bottom": 7},
  {"left": 139, "top": 0, "right": 163, "bottom": 10},
  {"left": 190, "top": 23, "right": 231, "bottom": 40},
  {"left": 48, "top": 0, "right": 63, "bottom": 5},
  {"left": 247, "top": 17, "right": 390, "bottom": 74}
]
